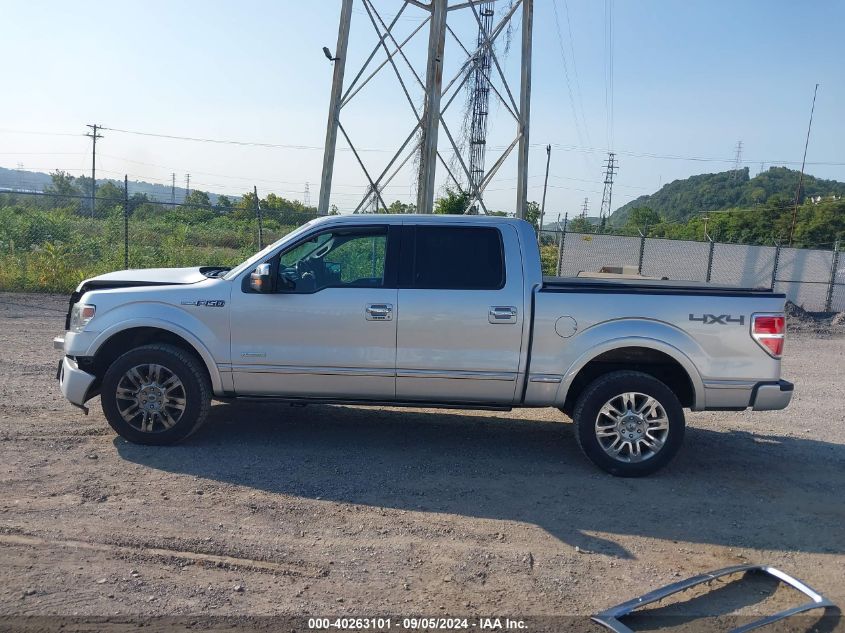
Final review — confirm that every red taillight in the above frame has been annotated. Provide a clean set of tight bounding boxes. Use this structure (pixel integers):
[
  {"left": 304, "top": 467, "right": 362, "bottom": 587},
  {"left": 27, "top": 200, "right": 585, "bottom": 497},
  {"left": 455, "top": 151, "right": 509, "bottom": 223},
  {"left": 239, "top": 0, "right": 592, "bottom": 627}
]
[{"left": 752, "top": 313, "right": 785, "bottom": 358}]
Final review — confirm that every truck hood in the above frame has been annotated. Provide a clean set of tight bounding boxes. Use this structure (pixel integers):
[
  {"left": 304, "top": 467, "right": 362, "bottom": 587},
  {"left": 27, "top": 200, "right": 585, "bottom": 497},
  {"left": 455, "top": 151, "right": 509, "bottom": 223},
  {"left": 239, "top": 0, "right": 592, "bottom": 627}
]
[
  {"left": 66, "top": 266, "right": 229, "bottom": 330},
  {"left": 75, "top": 266, "right": 229, "bottom": 291}
]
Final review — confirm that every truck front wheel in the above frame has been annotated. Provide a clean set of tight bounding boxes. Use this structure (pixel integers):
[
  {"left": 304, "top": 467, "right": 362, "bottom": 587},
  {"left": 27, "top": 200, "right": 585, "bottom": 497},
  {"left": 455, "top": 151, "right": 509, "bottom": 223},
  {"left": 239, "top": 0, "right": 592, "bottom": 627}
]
[
  {"left": 572, "top": 370, "right": 685, "bottom": 477},
  {"left": 100, "top": 343, "right": 211, "bottom": 445}
]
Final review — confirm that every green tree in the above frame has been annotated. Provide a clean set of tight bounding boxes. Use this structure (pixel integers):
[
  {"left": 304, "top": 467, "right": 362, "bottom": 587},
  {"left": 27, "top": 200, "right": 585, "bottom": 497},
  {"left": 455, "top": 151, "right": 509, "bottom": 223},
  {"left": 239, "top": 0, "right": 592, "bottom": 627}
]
[
  {"left": 386, "top": 200, "right": 415, "bottom": 214},
  {"left": 44, "top": 170, "right": 82, "bottom": 210},
  {"left": 523, "top": 201, "right": 541, "bottom": 230},
  {"left": 434, "top": 187, "right": 470, "bottom": 214},
  {"left": 94, "top": 181, "right": 125, "bottom": 216},
  {"left": 625, "top": 206, "right": 660, "bottom": 231},
  {"left": 183, "top": 190, "right": 211, "bottom": 209},
  {"left": 568, "top": 216, "right": 594, "bottom": 233},
  {"left": 217, "top": 195, "right": 233, "bottom": 211}
]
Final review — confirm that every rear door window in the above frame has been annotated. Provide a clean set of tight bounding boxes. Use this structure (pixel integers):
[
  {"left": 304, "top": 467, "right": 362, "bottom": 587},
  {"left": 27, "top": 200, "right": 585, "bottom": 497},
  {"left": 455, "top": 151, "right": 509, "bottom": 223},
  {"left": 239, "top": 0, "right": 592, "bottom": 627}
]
[{"left": 405, "top": 226, "right": 505, "bottom": 290}]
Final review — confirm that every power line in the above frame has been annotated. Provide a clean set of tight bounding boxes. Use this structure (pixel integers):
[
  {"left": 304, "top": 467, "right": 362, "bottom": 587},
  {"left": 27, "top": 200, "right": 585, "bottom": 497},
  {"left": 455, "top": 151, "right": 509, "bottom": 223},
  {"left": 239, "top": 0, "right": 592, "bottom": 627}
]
[
  {"left": 0, "top": 128, "right": 84, "bottom": 137},
  {"left": 99, "top": 126, "right": 389, "bottom": 152},
  {"left": 2, "top": 125, "right": 841, "bottom": 167},
  {"left": 551, "top": 0, "right": 589, "bottom": 159},
  {"left": 789, "top": 83, "right": 820, "bottom": 246},
  {"left": 603, "top": 0, "right": 615, "bottom": 150},
  {"left": 560, "top": 0, "right": 591, "bottom": 146}
]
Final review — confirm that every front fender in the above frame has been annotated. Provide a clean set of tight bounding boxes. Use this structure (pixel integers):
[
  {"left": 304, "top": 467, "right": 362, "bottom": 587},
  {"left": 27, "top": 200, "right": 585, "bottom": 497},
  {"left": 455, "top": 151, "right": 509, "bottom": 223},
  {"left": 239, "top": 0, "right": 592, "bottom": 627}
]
[
  {"left": 81, "top": 303, "right": 226, "bottom": 394},
  {"left": 553, "top": 319, "right": 707, "bottom": 410}
]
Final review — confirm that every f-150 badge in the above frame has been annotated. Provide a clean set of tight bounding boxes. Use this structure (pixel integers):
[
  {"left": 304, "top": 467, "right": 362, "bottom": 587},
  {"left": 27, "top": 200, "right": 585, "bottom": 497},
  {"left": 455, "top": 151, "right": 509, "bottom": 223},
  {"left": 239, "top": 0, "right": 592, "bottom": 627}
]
[
  {"left": 689, "top": 313, "right": 744, "bottom": 325},
  {"left": 181, "top": 299, "right": 226, "bottom": 307}
]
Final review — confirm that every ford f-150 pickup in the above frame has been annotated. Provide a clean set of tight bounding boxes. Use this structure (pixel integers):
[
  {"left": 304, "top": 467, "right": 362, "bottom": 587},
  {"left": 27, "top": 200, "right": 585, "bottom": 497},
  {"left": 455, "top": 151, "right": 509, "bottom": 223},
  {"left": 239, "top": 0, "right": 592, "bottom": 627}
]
[{"left": 54, "top": 215, "right": 793, "bottom": 476}]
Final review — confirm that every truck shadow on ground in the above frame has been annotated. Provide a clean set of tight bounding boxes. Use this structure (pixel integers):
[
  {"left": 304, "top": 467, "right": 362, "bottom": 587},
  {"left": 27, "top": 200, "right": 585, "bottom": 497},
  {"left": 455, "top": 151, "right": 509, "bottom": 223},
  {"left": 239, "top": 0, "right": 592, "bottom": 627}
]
[{"left": 116, "top": 402, "right": 845, "bottom": 560}]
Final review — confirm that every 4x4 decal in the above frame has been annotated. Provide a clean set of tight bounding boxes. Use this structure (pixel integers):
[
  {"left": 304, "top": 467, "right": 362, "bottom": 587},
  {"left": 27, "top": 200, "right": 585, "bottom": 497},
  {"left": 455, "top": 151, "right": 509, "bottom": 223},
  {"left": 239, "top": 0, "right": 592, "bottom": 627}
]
[{"left": 689, "top": 313, "right": 745, "bottom": 325}]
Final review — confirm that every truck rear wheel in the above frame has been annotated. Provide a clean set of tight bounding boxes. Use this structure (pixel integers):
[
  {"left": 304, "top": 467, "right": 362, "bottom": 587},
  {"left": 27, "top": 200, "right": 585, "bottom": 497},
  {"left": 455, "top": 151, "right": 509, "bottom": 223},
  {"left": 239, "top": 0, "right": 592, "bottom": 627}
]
[
  {"left": 572, "top": 370, "right": 685, "bottom": 477},
  {"left": 100, "top": 343, "right": 211, "bottom": 445}
]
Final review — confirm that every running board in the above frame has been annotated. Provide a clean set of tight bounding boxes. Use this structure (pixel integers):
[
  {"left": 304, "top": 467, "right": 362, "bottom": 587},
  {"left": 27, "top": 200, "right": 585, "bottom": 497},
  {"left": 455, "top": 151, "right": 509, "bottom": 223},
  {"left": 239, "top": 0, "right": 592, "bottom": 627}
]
[{"left": 215, "top": 396, "right": 513, "bottom": 412}]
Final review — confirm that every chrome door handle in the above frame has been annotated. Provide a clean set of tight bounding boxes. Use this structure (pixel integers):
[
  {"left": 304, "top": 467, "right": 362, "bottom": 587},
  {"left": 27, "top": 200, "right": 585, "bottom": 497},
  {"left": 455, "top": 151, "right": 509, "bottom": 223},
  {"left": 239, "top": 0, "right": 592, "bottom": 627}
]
[
  {"left": 489, "top": 306, "right": 517, "bottom": 324},
  {"left": 365, "top": 303, "right": 393, "bottom": 321}
]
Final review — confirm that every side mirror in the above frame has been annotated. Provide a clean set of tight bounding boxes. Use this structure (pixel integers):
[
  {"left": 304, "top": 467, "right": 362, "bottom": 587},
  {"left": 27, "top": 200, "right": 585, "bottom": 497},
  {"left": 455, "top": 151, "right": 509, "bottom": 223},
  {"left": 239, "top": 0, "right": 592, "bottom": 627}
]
[{"left": 249, "top": 263, "right": 272, "bottom": 293}]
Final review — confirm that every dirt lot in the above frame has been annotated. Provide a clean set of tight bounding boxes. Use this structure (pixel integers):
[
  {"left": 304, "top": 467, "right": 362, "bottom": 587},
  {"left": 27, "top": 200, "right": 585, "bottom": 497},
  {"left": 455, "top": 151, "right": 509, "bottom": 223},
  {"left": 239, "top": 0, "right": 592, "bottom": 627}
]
[{"left": 0, "top": 292, "right": 843, "bottom": 630}]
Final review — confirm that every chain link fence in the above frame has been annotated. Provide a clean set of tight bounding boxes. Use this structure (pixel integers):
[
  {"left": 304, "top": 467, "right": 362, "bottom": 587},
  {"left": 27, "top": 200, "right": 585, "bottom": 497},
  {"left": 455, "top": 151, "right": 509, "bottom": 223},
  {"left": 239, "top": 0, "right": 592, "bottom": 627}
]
[
  {"left": 539, "top": 228, "right": 843, "bottom": 312},
  {"left": 2, "top": 186, "right": 843, "bottom": 311}
]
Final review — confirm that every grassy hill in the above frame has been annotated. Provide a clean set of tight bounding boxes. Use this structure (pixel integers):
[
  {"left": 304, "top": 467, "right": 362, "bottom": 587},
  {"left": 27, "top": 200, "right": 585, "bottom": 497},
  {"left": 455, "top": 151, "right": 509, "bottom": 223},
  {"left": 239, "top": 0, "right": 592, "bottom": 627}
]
[{"left": 611, "top": 167, "right": 845, "bottom": 226}]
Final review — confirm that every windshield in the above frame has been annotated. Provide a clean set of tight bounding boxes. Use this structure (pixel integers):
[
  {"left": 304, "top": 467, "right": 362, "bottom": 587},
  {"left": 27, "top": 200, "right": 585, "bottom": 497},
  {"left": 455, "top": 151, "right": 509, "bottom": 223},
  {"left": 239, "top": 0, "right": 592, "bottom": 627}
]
[{"left": 223, "top": 220, "right": 320, "bottom": 280}]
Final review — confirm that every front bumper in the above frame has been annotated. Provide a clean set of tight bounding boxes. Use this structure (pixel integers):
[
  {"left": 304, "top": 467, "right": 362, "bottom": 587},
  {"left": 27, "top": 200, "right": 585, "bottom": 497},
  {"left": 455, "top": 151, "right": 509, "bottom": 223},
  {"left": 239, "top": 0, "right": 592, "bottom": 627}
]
[
  {"left": 58, "top": 355, "right": 96, "bottom": 408},
  {"left": 751, "top": 380, "right": 794, "bottom": 411}
]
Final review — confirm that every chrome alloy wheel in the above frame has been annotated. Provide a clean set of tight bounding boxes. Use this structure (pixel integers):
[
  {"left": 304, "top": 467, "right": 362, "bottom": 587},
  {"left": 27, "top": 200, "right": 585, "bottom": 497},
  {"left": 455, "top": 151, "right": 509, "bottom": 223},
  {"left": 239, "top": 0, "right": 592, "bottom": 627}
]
[
  {"left": 595, "top": 392, "right": 669, "bottom": 463},
  {"left": 115, "top": 364, "right": 186, "bottom": 433}
]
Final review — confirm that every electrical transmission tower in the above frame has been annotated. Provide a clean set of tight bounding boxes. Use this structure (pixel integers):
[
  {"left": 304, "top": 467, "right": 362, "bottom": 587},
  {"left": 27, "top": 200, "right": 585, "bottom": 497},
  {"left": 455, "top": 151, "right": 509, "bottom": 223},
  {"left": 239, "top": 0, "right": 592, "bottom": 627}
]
[
  {"left": 598, "top": 152, "right": 618, "bottom": 230},
  {"left": 466, "top": 1, "right": 496, "bottom": 214},
  {"left": 185, "top": 174, "right": 191, "bottom": 201},
  {"left": 304, "top": 182, "right": 311, "bottom": 207},
  {"left": 171, "top": 173, "right": 176, "bottom": 205},
  {"left": 581, "top": 197, "right": 589, "bottom": 219},
  {"left": 732, "top": 140, "right": 743, "bottom": 180},
  {"left": 318, "top": 0, "right": 533, "bottom": 217}
]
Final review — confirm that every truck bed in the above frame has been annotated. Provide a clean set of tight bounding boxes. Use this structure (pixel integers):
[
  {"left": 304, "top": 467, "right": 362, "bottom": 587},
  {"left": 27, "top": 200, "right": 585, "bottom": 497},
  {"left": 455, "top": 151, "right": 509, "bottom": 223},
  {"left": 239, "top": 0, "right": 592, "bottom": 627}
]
[{"left": 541, "top": 276, "right": 785, "bottom": 297}]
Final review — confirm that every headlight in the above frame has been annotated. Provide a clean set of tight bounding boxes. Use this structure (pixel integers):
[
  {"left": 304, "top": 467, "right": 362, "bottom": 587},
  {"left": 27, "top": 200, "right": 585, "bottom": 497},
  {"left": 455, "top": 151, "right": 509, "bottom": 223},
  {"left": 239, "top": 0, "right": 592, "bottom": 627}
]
[{"left": 69, "top": 304, "right": 96, "bottom": 332}]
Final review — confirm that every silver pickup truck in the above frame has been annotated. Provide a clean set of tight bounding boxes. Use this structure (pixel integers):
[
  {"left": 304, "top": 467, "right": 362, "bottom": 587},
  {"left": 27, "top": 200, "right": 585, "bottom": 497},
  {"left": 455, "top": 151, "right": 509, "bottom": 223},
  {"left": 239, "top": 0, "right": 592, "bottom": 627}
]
[{"left": 55, "top": 215, "right": 792, "bottom": 476}]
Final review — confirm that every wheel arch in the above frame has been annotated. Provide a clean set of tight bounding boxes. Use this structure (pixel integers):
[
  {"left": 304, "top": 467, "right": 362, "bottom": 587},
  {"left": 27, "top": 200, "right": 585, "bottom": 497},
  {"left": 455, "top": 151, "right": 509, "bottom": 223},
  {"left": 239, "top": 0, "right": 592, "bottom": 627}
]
[
  {"left": 558, "top": 337, "right": 705, "bottom": 414},
  {"left": 86, "top": 322, "right": 223, "bottom": 394}
]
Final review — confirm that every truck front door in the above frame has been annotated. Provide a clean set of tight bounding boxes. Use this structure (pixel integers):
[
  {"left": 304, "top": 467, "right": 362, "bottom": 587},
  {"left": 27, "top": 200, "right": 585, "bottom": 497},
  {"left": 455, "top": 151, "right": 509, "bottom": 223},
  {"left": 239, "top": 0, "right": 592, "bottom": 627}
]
[{"left": 230, "top": 224, "right": 398, "bottom": 399}]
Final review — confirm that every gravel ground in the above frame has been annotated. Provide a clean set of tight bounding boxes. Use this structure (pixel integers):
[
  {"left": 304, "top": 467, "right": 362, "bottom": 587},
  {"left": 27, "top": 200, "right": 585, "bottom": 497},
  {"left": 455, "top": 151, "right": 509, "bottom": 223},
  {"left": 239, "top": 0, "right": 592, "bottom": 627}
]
[{"left": 0, "top": 292, "right": 843, "bottom": 631}]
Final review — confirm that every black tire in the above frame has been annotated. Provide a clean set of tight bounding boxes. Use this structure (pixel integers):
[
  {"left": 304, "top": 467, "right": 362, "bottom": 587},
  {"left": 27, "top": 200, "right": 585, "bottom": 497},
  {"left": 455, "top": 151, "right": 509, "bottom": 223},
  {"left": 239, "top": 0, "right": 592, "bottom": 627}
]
[
  {"left": 572, "top": 370, "right": 685, "bottom": 477},
  {"left": 100, "top": 343, "right": 211, "bottom": 445}
]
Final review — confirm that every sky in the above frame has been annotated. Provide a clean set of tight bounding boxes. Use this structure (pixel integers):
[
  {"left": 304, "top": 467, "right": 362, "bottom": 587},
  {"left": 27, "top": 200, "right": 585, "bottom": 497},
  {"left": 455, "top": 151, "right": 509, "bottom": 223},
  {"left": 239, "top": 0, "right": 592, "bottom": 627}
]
[{"left": 1, "top": 0, "right": 843, "bottom": 219}]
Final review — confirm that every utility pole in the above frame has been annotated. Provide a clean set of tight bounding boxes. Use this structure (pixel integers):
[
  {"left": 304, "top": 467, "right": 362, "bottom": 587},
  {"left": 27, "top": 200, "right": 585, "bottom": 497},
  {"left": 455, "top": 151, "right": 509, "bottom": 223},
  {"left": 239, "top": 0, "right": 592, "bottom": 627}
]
[
  {"left": 789, "top": 83, "right": 820, "bottom": 246},
  {"left": 598, "top": 152, "right": 618, "bottom": 231},
  {"left": 85, "top": 124, "right": 103, "bottom": 218},
  {"left": 254, "top": 185, "right": 263, "bottom": 249},
  {"left": 539, "top": 144, "right": 551, "bottom": 232},
  {"left": 171, "top": 173, "right": 176, "bottom": 205},
  {"left": 123, "top": 175, "right": 129, "bottom": 269}
]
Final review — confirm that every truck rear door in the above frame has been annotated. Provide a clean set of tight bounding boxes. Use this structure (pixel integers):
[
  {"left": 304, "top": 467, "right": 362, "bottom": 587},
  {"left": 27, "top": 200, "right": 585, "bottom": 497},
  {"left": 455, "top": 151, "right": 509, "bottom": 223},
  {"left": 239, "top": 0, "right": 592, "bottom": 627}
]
[{"left": 395, "top": 223, "right": 524, "bottom": 404}]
